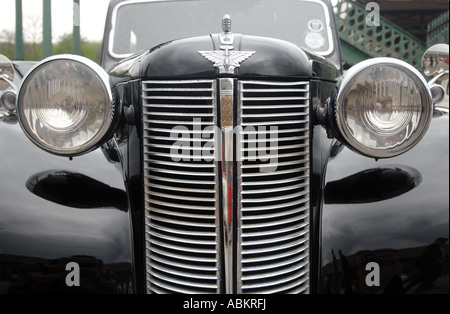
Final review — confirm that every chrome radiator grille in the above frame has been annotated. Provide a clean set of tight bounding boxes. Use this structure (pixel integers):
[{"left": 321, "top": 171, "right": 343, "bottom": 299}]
[
  {"left": 238, "top": 81, "right": 310, "bottom": 293},
  {"left": 143, "top": 79, "right": 310, "bottom": 294},
  {"left": 143, "top": 80, "right": 220, "bottom": 293}
]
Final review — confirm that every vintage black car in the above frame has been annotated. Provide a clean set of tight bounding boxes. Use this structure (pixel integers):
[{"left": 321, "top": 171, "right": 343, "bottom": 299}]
[{"left": 0, "top": 0, "right": 448, "bottom": 294}]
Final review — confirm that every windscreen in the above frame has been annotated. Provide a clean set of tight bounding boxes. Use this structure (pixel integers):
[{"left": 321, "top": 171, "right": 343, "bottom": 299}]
[{"left": 110, "top": 0, "right": 333, "bottom": 58}]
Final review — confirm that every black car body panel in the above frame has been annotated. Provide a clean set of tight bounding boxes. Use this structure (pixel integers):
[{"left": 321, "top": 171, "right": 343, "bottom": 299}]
[
  {"left": 321, "top": 114, "right": 449, "bottom": 294},
  {"left": 0, "top": 0, "right": 448, "bottom": 294},
  {"left": 0, "top": 117, "right": 134, "bottom": 294},
  {"left": 108, "top": 34, "right": 341, "bottom": 80}
]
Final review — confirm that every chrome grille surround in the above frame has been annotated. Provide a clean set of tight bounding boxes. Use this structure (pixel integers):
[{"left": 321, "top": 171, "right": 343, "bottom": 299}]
[{"left": 143, "top": 79, "right": 310, "bottom": 294}]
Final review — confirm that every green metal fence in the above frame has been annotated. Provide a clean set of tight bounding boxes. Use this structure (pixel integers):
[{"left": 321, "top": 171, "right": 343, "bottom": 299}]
[
  {"left": 427, "top": 10, "right": 449, "bottom": 46},
  {"left": 335, "top": 0, "right": 426, "bottom": 70}
]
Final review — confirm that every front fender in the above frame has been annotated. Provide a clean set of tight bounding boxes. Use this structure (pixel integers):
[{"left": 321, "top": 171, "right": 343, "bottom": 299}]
[
  {"left": 0, "top": 122, "right": 134, "bottom": 294},
  {"left": 320, "top": 113, "right": 449, "bottom": 294}
]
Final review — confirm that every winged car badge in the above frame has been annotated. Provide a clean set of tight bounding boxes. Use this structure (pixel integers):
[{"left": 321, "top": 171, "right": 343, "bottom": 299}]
[{"left": 199, "top": 15, "right": 255, "bottom": 74}]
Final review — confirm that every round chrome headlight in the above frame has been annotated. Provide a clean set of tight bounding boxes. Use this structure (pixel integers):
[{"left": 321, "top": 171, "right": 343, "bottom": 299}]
[
  {"left": 333, "top": 58, "right": 432, "bottom": 158},
  {"left": 17, "top": 55, "right": 117, "bottom": 156}
]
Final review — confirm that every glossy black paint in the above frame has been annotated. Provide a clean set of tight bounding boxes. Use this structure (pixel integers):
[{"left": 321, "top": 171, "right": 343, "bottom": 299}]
[
  {"left": 1, "top": 0, "right": 448, "bottom": 295},
  {"left": 108, "top": 79, "right": 145, "bottom": 293},
  {"left": 324, "top": 165, "right": 423, "bottom": 204},
  {"left": 309, "top": 79, "right": 340, "bottom": 293},
  {"left": 26, "top": 170, "right": 128, "bottom": 211},
  {"left": 320, "top": 113, "right": 449, "bottom": 294},
  {"left": 108, "top": 34, "right": 341, "bottom": 80},
  {"left": 0, "top": 68, "right": 134, "bottom": 293}
]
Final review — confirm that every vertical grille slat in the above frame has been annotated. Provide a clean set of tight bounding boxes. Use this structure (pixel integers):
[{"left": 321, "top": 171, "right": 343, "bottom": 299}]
[
  {"left": 143, "top": 80, "right": 220, "bottom": 294},
  {"left": 238, "top": 80, "right": 310, "bottom": 294}
]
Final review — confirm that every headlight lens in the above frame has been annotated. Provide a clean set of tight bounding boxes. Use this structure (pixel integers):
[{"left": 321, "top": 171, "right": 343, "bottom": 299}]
[
  {"left": 17, "top": 55, "right": 115, "bottom": 156},
  {"left": 334, "top": 58, "right": 432, "bottom": 158}
]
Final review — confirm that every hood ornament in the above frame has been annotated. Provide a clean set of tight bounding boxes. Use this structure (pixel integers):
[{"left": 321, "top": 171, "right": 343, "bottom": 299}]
[{"left": 199, "top": 15, "right": 255, "bottom": 74}]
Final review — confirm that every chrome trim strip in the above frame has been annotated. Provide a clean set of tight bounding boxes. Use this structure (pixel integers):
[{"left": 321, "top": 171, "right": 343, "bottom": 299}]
[
  {"left": 236, "top": 80, "right": 244, "bottom": 294},
  {"left": 219, "top": 78, "right": 234, "bottom": 294}
]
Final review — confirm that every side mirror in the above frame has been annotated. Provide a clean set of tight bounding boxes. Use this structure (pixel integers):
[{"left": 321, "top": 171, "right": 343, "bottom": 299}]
[
  {"left": 422, "top": 44, "right": 449, "bottom": 105},
  {"left": 422, "top": 44, "right": 449, "bottom": 77},
  {"left": 0, "top": 54, "right": 15, "bottom": 91}
]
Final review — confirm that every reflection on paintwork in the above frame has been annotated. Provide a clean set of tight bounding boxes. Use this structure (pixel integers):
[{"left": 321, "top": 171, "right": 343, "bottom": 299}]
[
  {"left": 0, "top": 121, "right": 134, "bottom": 293},
  {"left": 1, "top": 255, "right": 132, "bottom": 294},
  {"left": 321, "top": 115, "right": 449, "bottom": 294},
  {"left": 322, "top": 238, "right": 448, "bottom": 294},
  {"left": 26, "top": 170, "right": 128, "bottom": 211},
  {"left": 324, "top": 165, "right": 422, "bottom": 204}
]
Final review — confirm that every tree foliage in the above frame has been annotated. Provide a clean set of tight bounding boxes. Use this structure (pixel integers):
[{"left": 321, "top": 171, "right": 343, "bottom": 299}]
[
  {"left": 0, "top": 31, "right": 102, "bottom": 64},
  {"left": 53, "top": 33, "right": 102, "bottom": 64}
]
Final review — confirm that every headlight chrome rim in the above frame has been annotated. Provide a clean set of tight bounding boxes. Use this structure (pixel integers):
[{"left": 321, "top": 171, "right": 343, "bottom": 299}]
[
  {"left": 17, "top": 54, "right": 116, "bottom": 157},
  {"left": 334, "top": 57, "right": 433, "bottom": 158}
]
